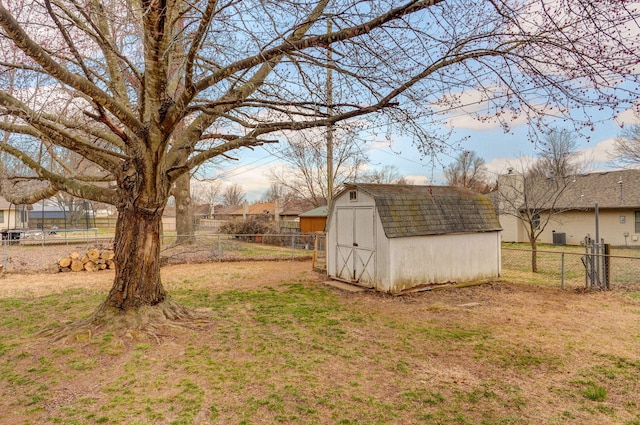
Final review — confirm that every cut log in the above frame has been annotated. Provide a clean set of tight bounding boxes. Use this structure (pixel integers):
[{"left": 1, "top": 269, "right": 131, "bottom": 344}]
[
  {"left": 70, "top": 259, "right": 84, "bottom": 272},
  {"left": 57, "top": 248, "right": 117, "bottom": 272},
  {"left": 58, "top": 257, "right": 72, "bottom": 268},
  {"left": 87, "top": 248, "right": 100, "bottom": 261},
  {"left": 101, "top": 250, "right": 115, "bottom": 260}
]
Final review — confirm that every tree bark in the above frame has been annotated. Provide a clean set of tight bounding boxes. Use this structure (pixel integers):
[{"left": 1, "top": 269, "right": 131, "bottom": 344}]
[
  {"left": 174, "top": 173, "right": 195, "bottom": 244},
  {"left": 102, "top": 205, "right": 167, "bottom": 310},
  {"left": 530, "top": 237, "right": 538, "bottom": 273}
]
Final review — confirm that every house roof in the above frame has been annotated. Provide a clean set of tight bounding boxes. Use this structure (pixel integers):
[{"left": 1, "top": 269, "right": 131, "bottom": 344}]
[
  {"left": 552, "top": 169, "right": 640, "bottom": 209},
  {"left": 213, "top": 200, "right": 316, "bottom": 217},
  {"left": 0, "top": 196, "right": 11, "bottom": 209},
  {"left": 280, "top": 199, "right": 316, "bottom": 216},
  {"left": 214, "top": 202, "right": 275, "bottom": 216},
  {"left": 244, "top": 202, "right": 275, "bottom": 215},
  {"left": 194, "top": 204, "right": 211, "bottom": 216},
  {"left": 212, "top": 204, "right": 240, "bottom": 215},
  {"left": 342, "top": 184, "right": 502, "bottom": 238},
  {"left": 299, "top": 206, "right": 328, "bottom": 218},
  {"left": 498, "top": 169, "right": 640, "bottom": 211}
]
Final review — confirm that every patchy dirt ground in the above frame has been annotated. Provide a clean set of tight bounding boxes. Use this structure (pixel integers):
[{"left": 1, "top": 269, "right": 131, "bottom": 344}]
[
  {"left": 0, "top": 239, "right": 312, "bottom": 274},
  {"left": 0, "top": 260, "right": 319, "bottom": 298},
  {"left": 1, "top": 245, "right": 640, "bottom": 424}
]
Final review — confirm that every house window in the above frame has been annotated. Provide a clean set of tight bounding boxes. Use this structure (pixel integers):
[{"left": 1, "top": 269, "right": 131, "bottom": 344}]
[
  {"left": 349, "top": 190, "right": 357, "bottom": 201},
  {"left": 532, "top": 212, "right": 540, "bottom": 230},
  {"left": 0, "top": 210, "right": 4, "bottom": 223},
  {"left": 635, "top": 211, "right": 640, "bottom": 233}
]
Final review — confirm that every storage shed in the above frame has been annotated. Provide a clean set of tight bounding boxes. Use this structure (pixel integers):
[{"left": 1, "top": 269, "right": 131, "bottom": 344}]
[
  {"left": 326, "top": 184, "right": 502, "bottom": 293},
  {"left": 299, "top": 206, "right": 328, "bottom": 233}
]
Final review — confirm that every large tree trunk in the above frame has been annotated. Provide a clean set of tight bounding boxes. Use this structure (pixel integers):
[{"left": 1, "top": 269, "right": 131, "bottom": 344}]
[
  {"left": 174, "top": 173, "right": 195, "bottom": 244},
  {"left": 102, "top": 205, "right": 167, "bottom": 310},
  {"left": 44, "top": 202, "right": 202, "bottom": 339}
]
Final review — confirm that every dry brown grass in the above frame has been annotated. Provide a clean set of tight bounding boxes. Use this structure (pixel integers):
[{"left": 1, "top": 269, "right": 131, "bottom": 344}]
[{"left": 0, "top": 260, "right": 639, "bottom": 424}]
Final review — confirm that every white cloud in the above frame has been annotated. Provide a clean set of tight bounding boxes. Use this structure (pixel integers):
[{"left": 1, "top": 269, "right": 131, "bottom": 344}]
[
  {"left": 484, "top": 156, "right": 537, "bottom": 177},
  {"left": 483, "top": 137, "right": 620, "bottom": 179},
  {"left": 577, "top": 138, "right": 617, "bottom": 165},
  {"left": 615, "top": 107, "right": 640, "bottom": 127},
  {"left": 404, "top": 175, "right": 431, "bottom": 185},
  {"left": 433, "top": 88, "right": 540, "bottom": 132}
]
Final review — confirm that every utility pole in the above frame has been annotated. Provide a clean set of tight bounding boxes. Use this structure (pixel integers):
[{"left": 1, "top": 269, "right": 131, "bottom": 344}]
[{"left": 326, "top": 19, "right": 334, "bottom": 205}]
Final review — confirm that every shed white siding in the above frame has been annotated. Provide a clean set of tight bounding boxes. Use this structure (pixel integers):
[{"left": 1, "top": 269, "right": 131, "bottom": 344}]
[
  {"left": 327, "top": 184, "right": 502, "bottom": 293},
  {"left": 386, "top": 232, "right": 501, "bottom": 292}
]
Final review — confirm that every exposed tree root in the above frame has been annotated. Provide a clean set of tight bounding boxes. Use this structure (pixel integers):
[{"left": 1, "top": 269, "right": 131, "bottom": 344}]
[{"left": 38, "top": 297, "right": 213, "bottom": 344}]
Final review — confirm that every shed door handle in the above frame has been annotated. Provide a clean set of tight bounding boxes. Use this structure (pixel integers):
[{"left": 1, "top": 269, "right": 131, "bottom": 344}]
[{"left": 353, "top": 242, "right": 358, "bottom": 247}]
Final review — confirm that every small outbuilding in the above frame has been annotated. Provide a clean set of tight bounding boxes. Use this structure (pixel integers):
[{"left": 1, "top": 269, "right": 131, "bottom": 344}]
[
  {"left": 326, "top": 184, "right": 502, "bottom": 293},
  {"left": 299, "top": 206, "right": 328, "bottom": 233}
]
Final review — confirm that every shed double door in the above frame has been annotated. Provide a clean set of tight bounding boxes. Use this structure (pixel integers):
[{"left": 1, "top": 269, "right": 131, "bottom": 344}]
[{"left": 335, "top": 207, "right": 375, "bottom": 286}]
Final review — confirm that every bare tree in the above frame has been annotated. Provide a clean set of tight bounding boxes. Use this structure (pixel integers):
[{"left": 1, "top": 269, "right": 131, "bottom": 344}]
[
  {"left": 221, "top": 184, "right": 246, "bottom": 207},
  {"left": 359, "top": 165, "right": 407, "bottom": 185},
  {"left": 261, "top": 183, "right": 298, "bottom": 204},
  {"left": 50, "top": 193, "right": 92, "bottom": 228},
  {"left": 612, "top": 123, "right": 640, "bottom": 168},
  {"left": 192, "top": 180, "right": 224, "bottom": 208},
  {"left": 531, "top": 128, "right": 583, "bottom": 178},
  {"left": 268, "top": 127, "right": 367, "bottom": 207},
  {"left": 497, "top": 130, "right": 590, "bottom": 272},
  {"left": 0, "top": 1, "right": 638, "bottom": 330},
  {"left": 444, "top": 151, "right": 490, "bottom": 193}
]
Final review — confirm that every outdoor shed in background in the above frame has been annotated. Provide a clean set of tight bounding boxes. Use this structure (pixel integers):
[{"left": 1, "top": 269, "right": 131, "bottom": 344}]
[
  {"left": 326, "top": 184, "right": 502, "bottom": 293},
  {"left": 299, "top": 206, "right": 328, "bottom": 233}
]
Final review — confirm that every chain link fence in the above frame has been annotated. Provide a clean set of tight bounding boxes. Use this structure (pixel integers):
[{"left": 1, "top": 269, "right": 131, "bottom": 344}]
[
  {"left": 0, "top": 232, "right": 321, "bottom": 274},
  {"left": 502, "top": 246, "right": 640, "bottom": 289},
  {"left": 4, "top": 230, "right": 640, "bottom": 290}
]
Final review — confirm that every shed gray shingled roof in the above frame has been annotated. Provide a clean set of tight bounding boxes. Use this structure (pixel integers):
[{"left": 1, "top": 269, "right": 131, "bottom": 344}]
[{"left": 344, "top": 184, "right": 501, "bottom": 238}]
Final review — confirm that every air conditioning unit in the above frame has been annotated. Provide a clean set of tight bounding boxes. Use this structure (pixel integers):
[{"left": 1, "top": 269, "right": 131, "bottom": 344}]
[{"left": 552, "top": 232, "right": 566, "bottom": 246}]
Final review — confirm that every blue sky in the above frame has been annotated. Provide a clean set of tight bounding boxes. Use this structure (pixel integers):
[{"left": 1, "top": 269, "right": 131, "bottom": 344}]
[{"left": 210, "top": 105, "right": 636, "bottom": 202}]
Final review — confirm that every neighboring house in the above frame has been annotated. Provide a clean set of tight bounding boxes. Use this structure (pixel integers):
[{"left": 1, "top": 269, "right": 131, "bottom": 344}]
[
  {"left": 326, "top": 184, "right": 502, "bottom": 293},
  {"left": 0, "top": 196, "right": 29, "bottom": 231},
  {"left": 212, "top": 201, "right": 275, "bottom": 221},
  {"left": 496, "top": 169, "right": 640, "bottom": 246},
  {"left": 209, "top": 200, "right": 316, "bottom": 231},
  {"left": 280, "top": 199, "right": 316, "bottom": 221},
  {"left": 299, "top": 206, "right": 328, "bottom": 233},
  {"left": 194, "top": 204, "right": 212, "bottom": 220}
]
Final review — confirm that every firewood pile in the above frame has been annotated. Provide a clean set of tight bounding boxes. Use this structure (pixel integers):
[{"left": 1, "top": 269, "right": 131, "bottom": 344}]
[{"left": 58, "top": 248, "right": 115, "bottom": 272}]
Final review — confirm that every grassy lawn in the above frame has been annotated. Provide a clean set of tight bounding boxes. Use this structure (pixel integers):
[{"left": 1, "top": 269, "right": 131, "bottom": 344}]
[{"left": 1, "top": 261, "right": 640, "bottom": 424}]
